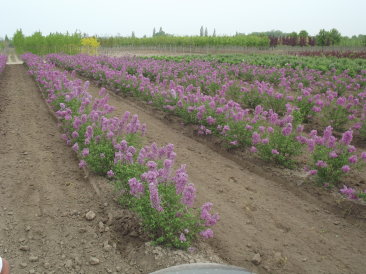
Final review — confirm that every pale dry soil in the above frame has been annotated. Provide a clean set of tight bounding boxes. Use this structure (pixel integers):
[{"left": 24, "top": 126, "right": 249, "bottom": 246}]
[{"left": 0, "top": 65, "right": 221, "bottom": 274}]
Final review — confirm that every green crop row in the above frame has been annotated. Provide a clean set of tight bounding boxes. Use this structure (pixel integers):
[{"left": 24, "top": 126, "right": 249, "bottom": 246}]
[
  {"left": 99, "top": 35, "right": 270, "bottom": 48},
  {"left": 148, "top": 54, "right": 366, "bottom": 76}
]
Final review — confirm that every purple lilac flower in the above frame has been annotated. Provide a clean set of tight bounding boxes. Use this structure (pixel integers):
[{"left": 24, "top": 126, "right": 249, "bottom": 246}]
[
  {"left": 282, "top": 123, "right": 292, "bottom": 136},
  {"left": 329, "top": 151, "right": 338, "bottom": 158},
  {"left": 348, "top": 145, "right": 356, "bottom": 153},
  {"left": 307, "top": 139, "right": 315, "bottom": 152},
  {"left": 308, "top": 169, "right": 318, "bottom": 175},
  {"left": 348, "top": 155, "right": 358, "bottom": 164},
  {"left": 340, "top": 185, "right": 357, "bottom": 199},
  {"left": 148, "top": 182, "right": 163, "bottom": 212},
  {"left": 206, "top": 116, "right": 216, "bottom": 125},
  {"left": 146, "top": 161, "right": 157, "bottom": 170},
  {"left": 250, "top": 146, "right": 257, "bottom": 153},
  {"left": 107, "top": 170, "right": 115, "bottom": 177},
  {"left": 179, "top": 233, "right": 186, "bottom": 242},
  {"left": 71, "top": 131, "right": 79, "bottom": 139},
  {"left": 78, "top": 160, "right": 87, "bottom": 168},
  {"left": 336, "top": 97, "right": 346, "bottom": 106},
  {"left": 72, "top": 142, "right": 79, "bottom": 152},
  {"left": 323, "top": 126, "right": 333, "bottom": 142},
  {"left": 341, "top": 165, "right": 351, "bottom": 173},
  {"left": 128, "top": 178, "right": 144, "bottom": 197},
  {"left": 252, "top": 132, "right": 261, "bottom": 145},
  {"left": 181, "top": 183, "right": 196, "bottom": 207},
  {"left": 341, "top": 130, "right": 353, "bottom": 145},
  {"left": 316, "top": 160, "right": 327, "bottom": 168},
  {"left": 173, "top": 165, "right": 188, "bottom": 194},
  {"left": 361, "top": 152, "right": 366, "bottom": 161},
  {"left": 296, "top": 125, "right": 304, "bottom": 133},
  {"left": 82, "top": 148, "right": 89, "bottom": 157},
  {"left": 200, "top": 202, "right": 220, "bottom": 227},
  {"left": 200, "top": 229, "right": 214, "bottom": 239},
  {"left": 271, "top": 149, "right": 279, "bottom": 155}
]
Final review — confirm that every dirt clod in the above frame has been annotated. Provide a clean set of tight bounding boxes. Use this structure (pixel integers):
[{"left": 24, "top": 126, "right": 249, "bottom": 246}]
[
  {"left": 85, "top": 210, "right": 96, "bottom": 220},
  {"left": 89, "top": 257, "right": 100, "bottom": 265},
  {"left": 251, "top": 253, "right": 262, "bottom": 265}
]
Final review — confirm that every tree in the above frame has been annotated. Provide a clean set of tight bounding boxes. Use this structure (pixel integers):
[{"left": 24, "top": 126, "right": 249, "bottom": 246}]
[
  {"left": 316, "top": 29, "right": 329, "bottom": 46},
  {"left": 13, "top": 29, "right": 25, "bottom": 52},
  {"left": 200, "top": 26, "right": 204, "bottom": 37},
  {"left": 204, "top": 27, "right": 208, "bottom": 37},
  {"left": 316, "top": 28, "right": 342, "bottom": 46},
  {"left": 361, "top": 35, "right": 366, "bottom": 47},
  {"left": 329, "top": 28, "right": 341, "bottom": 45},
  {"left": 154, "top": 27, "right": 168, "bottom": 37},
  {"left": 299, "top": 30, "right": 308, "bottom": 46},
  {"left": 213, "top": 28, "right": 216, "bottom": 37},
  {"left": 153, "top": 27, "right": 156, "bottom": 37}
]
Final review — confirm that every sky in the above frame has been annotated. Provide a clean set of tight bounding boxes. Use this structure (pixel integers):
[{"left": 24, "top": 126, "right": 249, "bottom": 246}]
[{"left": 1, "top": 0, "right": 365, "bottom": 38}]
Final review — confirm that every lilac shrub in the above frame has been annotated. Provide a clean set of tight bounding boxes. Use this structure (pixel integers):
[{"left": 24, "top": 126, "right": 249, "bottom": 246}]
[
  {"left": 307, "top": 128, "right": 366, "bottom": 185},
  {"left": 22, "top": 53, "right": 219, "bottom": 249}
]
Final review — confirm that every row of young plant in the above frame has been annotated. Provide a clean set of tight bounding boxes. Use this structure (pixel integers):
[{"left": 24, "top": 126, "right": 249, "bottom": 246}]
[
  {"left": 0, "top": 55, "right": 7, "bottom": 73},
  {"left": 21, "top": 53, "right": 219, "bottom": 249},
  {"left": 294, "top": 50, "right": 366, "bottom": 60},
  {"left": 148, "top": 54, "right": 366, "bottom": 77},
  {"left": 45, "top": 54, "right": 366, "bottom": 201},
  {"left": 47, "top": 54, "right": 366, "bottom": 138}
]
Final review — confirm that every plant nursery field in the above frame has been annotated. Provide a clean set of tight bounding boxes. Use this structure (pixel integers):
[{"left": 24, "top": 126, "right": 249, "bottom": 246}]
[{"left": 0, "top": 52, "right": 366, "bottom": 274}]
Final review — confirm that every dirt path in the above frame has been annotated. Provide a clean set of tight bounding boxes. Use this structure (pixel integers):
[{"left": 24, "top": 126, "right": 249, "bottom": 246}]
[
  {"left": 82, "top": 81, "right": 366, "bottom": 273},
  {"left": 0, "top": 65, "right": 143, "bottom": 273},
  {"left": 5, "top": 48, "right": 23, "bottom": 65}
]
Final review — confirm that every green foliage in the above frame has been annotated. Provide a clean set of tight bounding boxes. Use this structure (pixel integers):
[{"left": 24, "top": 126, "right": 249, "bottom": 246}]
[
  {"left": 98, "top": 35, "right": 270, "bottom": 48},
  {"left": 316, "top": 29, "right": 342, "bottom": 46},
  {"left": 149, "top": 53, "right": 366, "bottom": 76},
  {"left": 13, "top": 29, "right": 82, "bottom": 55},
  {"left": 310, "top": 145, "right": 350, "bottom": 185},
  {"left": 257, "top": 130, "right": 304, "bottom": 168},
  {"left": 129, "top": 183, "right": 202, "bottom": 249},
  {"left": 322, "top": 105, "right": 349, "bottom": 131}
]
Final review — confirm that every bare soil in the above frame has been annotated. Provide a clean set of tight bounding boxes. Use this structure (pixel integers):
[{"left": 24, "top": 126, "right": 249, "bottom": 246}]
[{"left": 1, "top": 63, "right": 366, "bottom": 274}]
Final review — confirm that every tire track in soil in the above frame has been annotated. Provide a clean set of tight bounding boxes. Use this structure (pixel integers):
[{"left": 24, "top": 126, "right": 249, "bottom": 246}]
[
  {"left": 0, "top": 65, "right": 141, "bottom": 274},
  {"left": 82, "top": 79, "right": 366, "bottom": 274}
]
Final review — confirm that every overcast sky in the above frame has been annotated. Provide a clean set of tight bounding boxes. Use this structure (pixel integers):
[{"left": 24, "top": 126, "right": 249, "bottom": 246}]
[{"left": 1, "top": 0, "right": 365, "bottom": 38}]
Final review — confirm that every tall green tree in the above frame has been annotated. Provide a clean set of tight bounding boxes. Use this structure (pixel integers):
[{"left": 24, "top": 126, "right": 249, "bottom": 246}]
[{"left": 13, "top": 29, "right": 25, "bottom": 53}]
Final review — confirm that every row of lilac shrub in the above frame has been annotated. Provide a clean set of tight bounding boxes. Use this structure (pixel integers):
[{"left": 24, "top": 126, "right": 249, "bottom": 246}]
[
  {"left": 0, "top": 55, "right": 7, "bottom": 73},
  {"left": 46, "top": 54, "right": 366, "bottom": 201},
  {"left": 22, "top": 53, "right": 219, "bottom": 249}
]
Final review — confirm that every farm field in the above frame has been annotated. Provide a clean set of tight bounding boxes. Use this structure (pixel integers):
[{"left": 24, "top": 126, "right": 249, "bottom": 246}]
[{"left": 0, "top": 51, "right": 366, "bottom": 274}]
